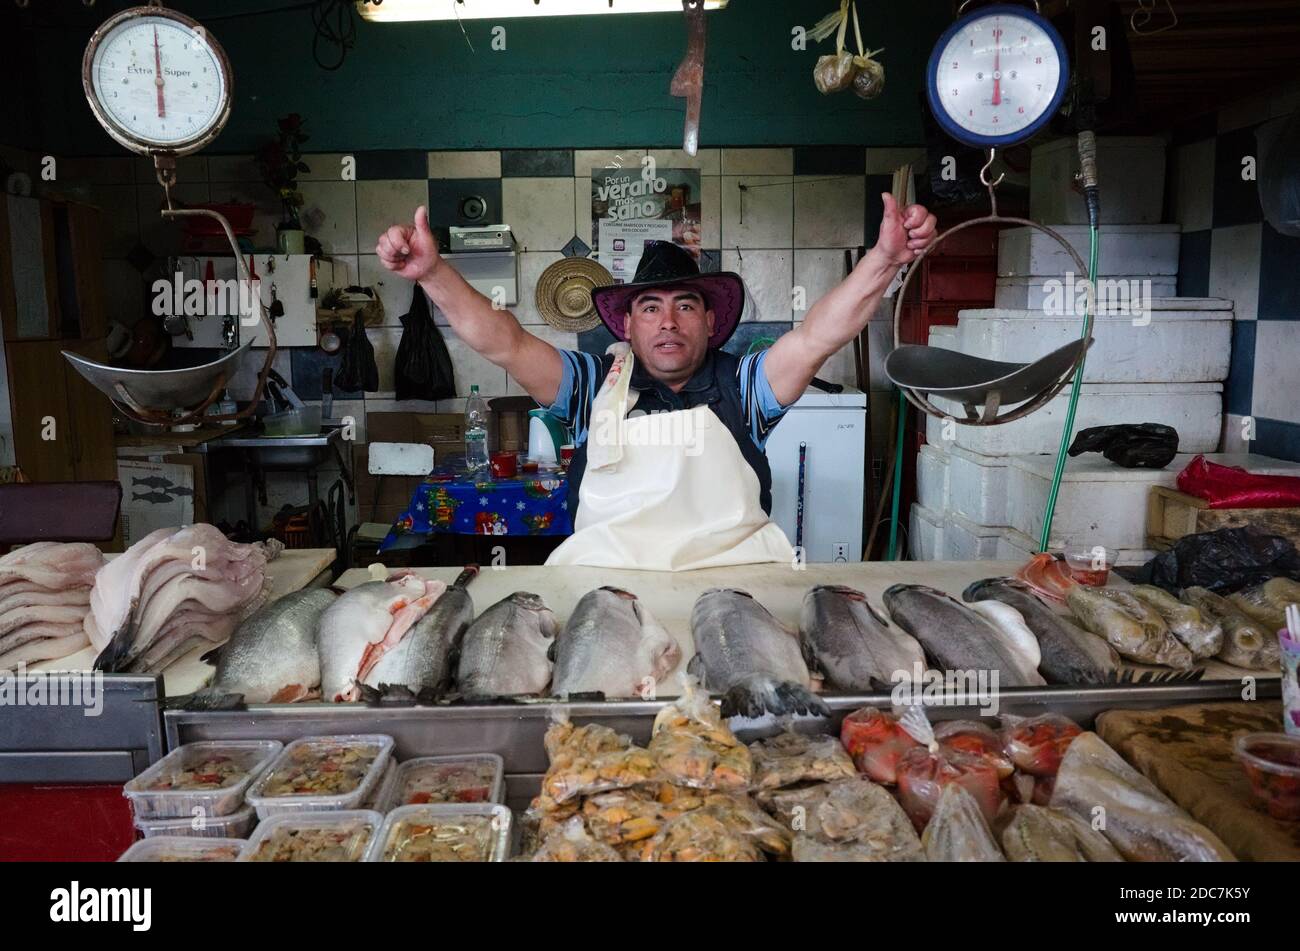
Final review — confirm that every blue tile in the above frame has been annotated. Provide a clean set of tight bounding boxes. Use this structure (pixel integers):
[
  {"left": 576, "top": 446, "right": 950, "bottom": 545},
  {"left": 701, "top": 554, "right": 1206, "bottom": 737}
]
[
  {"left": 501, "top": 150, "right": 573, "bottom": 177},
  {"left": 794, "top": 146, "right": 864, "bottom": 176},
  {"left": 1213, "top": 127, "right": 1264, "bottom": 228},
  {"left": 1258, "top": 221, "right": 1300, "bottom": 320},
  {"left": 722, "top": 321, "right": 792, "bottom": 358},
  {"left": 578, "top": 324, "right": 618, "bottom": 354},
  {"left": 290, "top": 347, "right": 363, "bottom": 400},
  {"left": 699, "top": 249, "right": 721, "bottom": 273},
  {"left": 426, "top": 178, "right": 503, "bottom": 228},
  {"left": 1255, "top": 417, "right": 1300, "bottom": 463},
  {"left": 356, "top": 150, "right": 428, "bottom": 180},
  {"left": 1225, "top": 320, "right": 1256, "bottom": 417},
  {"left": 1177, "top": 229, "right": 1212, "bottom": 298}
]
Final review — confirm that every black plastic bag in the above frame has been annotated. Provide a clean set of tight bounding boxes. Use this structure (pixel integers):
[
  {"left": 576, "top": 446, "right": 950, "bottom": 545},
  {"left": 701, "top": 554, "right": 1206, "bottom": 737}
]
[
  {"left": 335, "top": 310, "right": 378, "bottom": 393},
  {"left": 1132, "top": 527, "right": 1300, "bottom": 594},
  {"left": 395, "top": 286, "right": 456, "bottom": 402},
  {"left": 1067, "top": 423, "right": 1179, "bottom": 469}
]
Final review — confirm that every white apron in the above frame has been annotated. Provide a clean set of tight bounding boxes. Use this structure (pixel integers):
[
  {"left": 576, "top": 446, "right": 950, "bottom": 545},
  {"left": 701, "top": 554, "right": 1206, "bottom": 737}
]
[{"left": 546, "top": 346, "right": 795, "bottom": 571}]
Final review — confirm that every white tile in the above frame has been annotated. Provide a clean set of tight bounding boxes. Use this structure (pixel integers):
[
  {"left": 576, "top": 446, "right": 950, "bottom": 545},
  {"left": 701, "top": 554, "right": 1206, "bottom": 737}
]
[
  {"left": 357, "top": 253, "right": 416, "bottom": 327},
  {"left": 722, "top": 249, "right": 792, "bottom": 322},
  {"left": 356, "top": 180, "right": 427, "bottom": 259},
  {"left": 427, "top": 151, "right": 501, "bottom": 178},
  {"left": 700, "top": 175, "right": 720, "bottom": 248},
  {"left": 366, "top": 326, "right": 402, "bottom": 393},
  {"left": 1172, "top": 139, "right": 1214, "bottom": 233},
  {"left": 363, "top": 396, "right": 441, "bottom": 416},
  {"left": 574, "top": 177, "right": 595, "bottom": 247},
  {"left": 298, "top": 153, "right": 353, "bottom": 183},
  {"left": 512, "top": 251, "right": 564, "bottom": 325},
  {"left": 721, "top": 148, "right": 792, "bottom": 175},
  {"left": 574, "top": 149, "right": 646, "bottom": 175},
  {"left": 1218, "top": 93, "right": 1274, "bottom": 133},
  {"left": 136, "top": 183, "right": 209, "bottom": 258},
  {"left": 299, "top": 180, "right": 358, "bottom": 254},
  {"left": 792, "top": 249, "right": 847, "bottom": 318},
  {"left": 501, "top": 178, "right": 575, "bottom": 251},
  {"left": 327, "top": 399, "right": 367, "bottom": 443},
  {"left": 864, "top": 147, "right": 926, "bottom": 175},
  {"left": 647, "top": 148, "right": 720, "bottom": 175},
  {"left": 505, "top": 325, "right": 577, "bottom": 397},
  {"left": 1251, "top": 321, "right": 1300, "bottom": 425},
  {"left": 1220, "top": 413, "right": 1252, "bottom": 455},
  {"left": 89, "top": 185, "right": 142, "bottom": 258},
  {"left": 61, "top": 156, "right": 134, "bottom": 186},
  {"left": 794, "top": 175, "right": 865, "bottom": 248},
  {"left": 1208, "top": 224, "right": 1262, "bottom": 320},
  {"left": 721, "top": 176, "right": 793, "bottom": 249},
  {"left": 206, "top": 154, "right": 260, "bottom": 182},
  {"left": 204, "top": 181, "right": 281, "bottom": 250}
]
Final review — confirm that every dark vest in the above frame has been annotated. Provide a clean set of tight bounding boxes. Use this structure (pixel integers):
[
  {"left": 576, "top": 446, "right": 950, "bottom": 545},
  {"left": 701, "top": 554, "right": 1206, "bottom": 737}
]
[{"left": 565, "top": 349, "right": 773, "bottom": 520}]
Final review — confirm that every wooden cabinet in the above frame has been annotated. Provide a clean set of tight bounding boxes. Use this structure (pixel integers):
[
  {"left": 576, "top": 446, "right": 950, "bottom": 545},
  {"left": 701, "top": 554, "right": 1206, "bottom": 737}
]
[{"left": 0, "top": 193, "right": 116, "bottom": 482}]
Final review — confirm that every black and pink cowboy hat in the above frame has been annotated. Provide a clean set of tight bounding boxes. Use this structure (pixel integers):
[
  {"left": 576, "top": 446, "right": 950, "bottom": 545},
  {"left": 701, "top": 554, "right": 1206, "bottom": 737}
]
[{"left": 591, "top": 240, "right": 745, "bottom": 349}]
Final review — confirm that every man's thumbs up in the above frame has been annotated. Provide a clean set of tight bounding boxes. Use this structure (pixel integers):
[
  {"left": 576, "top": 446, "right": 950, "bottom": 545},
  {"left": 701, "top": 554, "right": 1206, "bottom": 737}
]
[{"left": 377, "top": 204, "right": 443, "bottom": 282}]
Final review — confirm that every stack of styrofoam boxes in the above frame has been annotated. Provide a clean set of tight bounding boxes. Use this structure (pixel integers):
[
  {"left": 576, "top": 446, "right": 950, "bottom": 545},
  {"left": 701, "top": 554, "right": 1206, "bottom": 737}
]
[{"left": 910, "top": 200, "right": 1278, "bottom": 563}]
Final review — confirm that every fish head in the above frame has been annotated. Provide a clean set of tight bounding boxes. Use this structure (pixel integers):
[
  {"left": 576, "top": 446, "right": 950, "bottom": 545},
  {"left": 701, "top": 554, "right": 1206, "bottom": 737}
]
[{"left": 597, "top": 586, "right": 638, "bottom": 601}]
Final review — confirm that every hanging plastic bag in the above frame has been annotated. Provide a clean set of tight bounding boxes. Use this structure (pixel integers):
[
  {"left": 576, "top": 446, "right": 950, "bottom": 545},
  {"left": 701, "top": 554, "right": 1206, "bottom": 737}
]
[
  {"left": 811, "top": 1, "right": 884, "bottom": 97},
  {"left": 334, "top": 308, "right": 378, "bottom": 393},
  {"left": 394, "top": 286, "right": 456, "bottom": 401},
  {"left": 1067, "top": 423, "right": 1179, "bottom": 469},
  {"left": 1176, "top": 454, "right": 1300, "bottom": 509}
]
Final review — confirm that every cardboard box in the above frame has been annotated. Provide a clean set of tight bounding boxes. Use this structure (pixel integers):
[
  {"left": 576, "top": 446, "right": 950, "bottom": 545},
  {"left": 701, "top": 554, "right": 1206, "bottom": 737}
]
[
  {"left": 354, "top": 444, "right": 427, "bottom": 525},
  {"left": 366, "top": 411, "right": 498, "bottom": 457}
]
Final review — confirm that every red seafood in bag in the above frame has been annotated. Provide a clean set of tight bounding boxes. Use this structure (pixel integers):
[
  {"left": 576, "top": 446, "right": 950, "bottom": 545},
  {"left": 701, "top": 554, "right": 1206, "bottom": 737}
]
[
  {"left": 895, "top": 744, "right": 1005, "bottom": 832},
  {"left": 1000, "top": 714, "right": 1083, "bottom": 778},
  {"left": 933, "top": 720, "right": 1014, "bottom": 778},
  {"left": 840, "top": 707, "right": 920, "bottom": 785}
]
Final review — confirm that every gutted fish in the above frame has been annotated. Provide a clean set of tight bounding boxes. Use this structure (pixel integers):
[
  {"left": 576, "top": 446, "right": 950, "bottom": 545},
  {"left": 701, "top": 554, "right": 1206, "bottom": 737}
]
[
  {"left": 1229, "top": 578, "right": 1300, "bottom": 634},
  {"left": 967, "top": 600, "right": 1042, "bottom": 672},
  {"left": 1065, "top": 586, "right": 1194, "bottom": 669},
  {"left": 552, "top": 587, "right": 680, "bottom": 699},
  {"left": 364, "top": 568, "right": 477, "bottom": 697},
  {"left": 318, "top": 574, "right": 447, "bottom": 702},
  {"left": 456, "top": 592, "right": 558, "bottom": 699},
  {"left": 1050, "top": 732, "right": 1235, "bottom": 862},
  {"left": 882, "top": 584, "right": 1045, "bottom": 686},
  {"left": 1000, "top": 805, "right": 1122, "bottom": 862},
  {"left": 688, "top": 588, "right": 827, "bottom": 718},
  {"left": 921, "top": 784, "right": 1005, "bottom": 862},
  {"left": 962, "top": 578, "right": 1121, "bottom": 684},
  {"left": 799, "top": 585, "right": 926, "bottom": 691},
  {"left": 1129, "top": 585, "right": 1223, "bottom": 659},
  {"left": 1182, "top": 586, "right": 1281, "bottom": 671}
]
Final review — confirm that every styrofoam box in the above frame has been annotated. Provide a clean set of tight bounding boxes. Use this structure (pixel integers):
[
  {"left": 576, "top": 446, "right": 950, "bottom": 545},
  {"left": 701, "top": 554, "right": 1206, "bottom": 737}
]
[
  {"left": 939, "top": 509, "right": 1155, "bottom": 566},
  {"left": 926, "top": 381, "right": 1223, "bottom": 456},
  {"left": 909, "top": 502, "right": 944, "bottom": 561},
  {"left": 921, "top": 441, "right": 1012, "bottom": 526},
  {"left": 1029, "top": 137, "right": 1168, "bottom": 225},
  {"left": 995, "top": 277, "right": 1177, "bottom": 311},
  {"left": 998, "top": 224, "right": 1180, "bottom": 278},
  {"left": 942, "top": 300, "right": 1234, "bottom": 384},
  {"left": 917, "top": 444, "right": 949, "bottom": 513}
]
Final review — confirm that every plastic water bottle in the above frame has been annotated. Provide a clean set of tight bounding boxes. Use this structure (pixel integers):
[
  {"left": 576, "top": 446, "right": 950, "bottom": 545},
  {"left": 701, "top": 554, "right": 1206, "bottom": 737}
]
[{"left": 465, "top": 384, "right": 490, "bottom": 472}]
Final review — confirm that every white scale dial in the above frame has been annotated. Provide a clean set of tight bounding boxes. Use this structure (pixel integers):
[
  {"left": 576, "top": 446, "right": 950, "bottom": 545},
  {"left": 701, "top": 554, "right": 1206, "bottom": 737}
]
[
  {"left": 89, "top": 15, "right": 227, "bottom": 149},
  {"left": 934, "top": 11, "right": 1062, "bottom": 140}
]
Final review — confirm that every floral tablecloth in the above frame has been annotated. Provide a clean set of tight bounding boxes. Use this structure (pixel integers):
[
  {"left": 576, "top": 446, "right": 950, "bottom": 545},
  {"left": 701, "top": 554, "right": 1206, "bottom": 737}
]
[{"left": 380, "top": 458, "right": 572, "bottom": 550}]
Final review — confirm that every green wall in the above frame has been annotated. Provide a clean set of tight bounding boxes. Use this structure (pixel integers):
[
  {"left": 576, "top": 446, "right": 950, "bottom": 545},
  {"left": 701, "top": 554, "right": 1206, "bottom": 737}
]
[{"left": 7, "top": 0, "right": 952, "bottom": 155}]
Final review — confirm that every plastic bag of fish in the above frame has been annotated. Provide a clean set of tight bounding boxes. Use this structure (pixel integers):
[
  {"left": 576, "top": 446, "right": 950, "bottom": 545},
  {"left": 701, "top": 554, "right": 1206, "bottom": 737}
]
[{"left": 647, "top": 676, "right": 753, "bottom": 790}]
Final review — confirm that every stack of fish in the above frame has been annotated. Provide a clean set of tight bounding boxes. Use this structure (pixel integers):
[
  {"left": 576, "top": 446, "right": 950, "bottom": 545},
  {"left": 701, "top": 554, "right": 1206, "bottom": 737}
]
[
  {"left": 89, "top": 525, "right": 281, "bottom": 674},
  {"left": 0, "top": 543, "right": 105, "bottom": 668}
]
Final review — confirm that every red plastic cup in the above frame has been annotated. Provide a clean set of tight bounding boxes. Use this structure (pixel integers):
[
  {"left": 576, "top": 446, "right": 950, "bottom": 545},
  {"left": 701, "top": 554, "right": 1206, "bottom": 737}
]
[
  {"left": 489, "top": 451, "right": 518, "bottom": 479},
  {"left": 560, "top": 444, "right": 575, "bottom": 466}
]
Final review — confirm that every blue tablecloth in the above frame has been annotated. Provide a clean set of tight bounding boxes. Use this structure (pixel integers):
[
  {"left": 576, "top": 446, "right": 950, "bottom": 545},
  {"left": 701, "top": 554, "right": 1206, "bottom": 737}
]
[{"left": 380, "top": 456, "right": 572, "bottom": 551}]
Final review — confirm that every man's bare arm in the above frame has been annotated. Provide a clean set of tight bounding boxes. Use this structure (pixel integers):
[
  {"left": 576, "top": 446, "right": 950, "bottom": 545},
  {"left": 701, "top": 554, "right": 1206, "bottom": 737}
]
[
  {"left": 376, "top": 206, "right": 564, "bottom": 406},
  {"left": 763, "top": 195, "right": 937, "bottom": 406}
]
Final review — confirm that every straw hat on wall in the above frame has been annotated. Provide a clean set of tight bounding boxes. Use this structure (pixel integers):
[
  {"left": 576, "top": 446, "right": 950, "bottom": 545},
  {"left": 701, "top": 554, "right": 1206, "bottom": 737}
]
[{"left": 534, "top": 256, "right": 613, "bottom": 333}]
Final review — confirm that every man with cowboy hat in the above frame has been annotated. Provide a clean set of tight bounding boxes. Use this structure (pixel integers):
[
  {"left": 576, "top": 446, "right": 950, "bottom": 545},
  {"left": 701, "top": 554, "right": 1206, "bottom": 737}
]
[{"left": 377, "top": 195, "right": 936, "bottom": 570}]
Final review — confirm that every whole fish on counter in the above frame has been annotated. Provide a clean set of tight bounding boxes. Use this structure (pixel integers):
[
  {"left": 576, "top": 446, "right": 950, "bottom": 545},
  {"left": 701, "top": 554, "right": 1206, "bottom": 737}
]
[
  {"left": 798, "top": 585, "right": 926, "bottom": 692},
  {"left": 551, "top": 587, "right": 680, "bottom": 699},
  {"left": 318, "top": 574, "right": 447, "bottom": 702},
  {"left": 362, "top": 567, "right": 478, "bottom": 699},
  {"left": 881, "top": 584, "right": 1045, "bottom": 686},
  {"left": 966, "top": 600, "right": 1042, "bottom": 671},
  {"left": 1128, "top": 585, "right": 1223, "bottom": 659},
  {"left": 962, "top": 578, "right": 1121, "bottom": 685},
  {"left": 999, "top": 805, "right": 1122, "bottom": 862},
  {"left": 1182, "top": 586, "right": 1281, "bottom": 671},
  {"left": 1229, "top": 577, "right": 1300, "bottom": 634},
  {"left": 1065, "top": 586, "right": 1194, "bottom": 670},
  {"left": 689, "top": 588, "right": 828, "bottom": 719},
  {"left": 174, "top": 588, "right": 338, "bottom": 708},
  {"left": 456, "top": 592, "right": 558, "bottom": 699}
]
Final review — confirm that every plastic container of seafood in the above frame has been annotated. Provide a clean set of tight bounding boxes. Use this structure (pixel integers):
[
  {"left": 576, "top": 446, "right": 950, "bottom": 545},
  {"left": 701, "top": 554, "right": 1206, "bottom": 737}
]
[
  {"left": 117, "top": 836, "right": 247, "bottom": 862},
  {"left": 123, "top": 740, "right": 282, "bottom": 820},
  {"left": 237, "top": 810, "right": 382, "bottom": 862},
  {"left": 1235, "top": 732, "right": 1300, "bottom": 822},
  {"left": 362, "top": 758, "right": 400, "bottom": 812},
  {"left": 134, "top": 803, "right": 257, "bottom": 840},
  {"left": 384, "top": 754, "right": 505, "bottom": 810},
  {"left": 245, "top": 735, "right": 394, "bottom": 819},
  {"left": 366, "top": 803, "right": 512, "bottom": 862}
]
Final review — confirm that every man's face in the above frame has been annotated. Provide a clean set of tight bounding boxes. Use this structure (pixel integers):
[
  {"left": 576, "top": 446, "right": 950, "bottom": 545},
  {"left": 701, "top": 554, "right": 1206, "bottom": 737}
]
[{"left": 625, "top": 287, "right": 714, "bottom": 386}]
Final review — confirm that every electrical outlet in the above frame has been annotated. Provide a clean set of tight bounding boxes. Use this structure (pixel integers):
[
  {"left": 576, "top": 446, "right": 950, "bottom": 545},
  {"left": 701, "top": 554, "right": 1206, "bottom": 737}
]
[{"left": 832, "top": 543, "right": 850, "bottom": 563}]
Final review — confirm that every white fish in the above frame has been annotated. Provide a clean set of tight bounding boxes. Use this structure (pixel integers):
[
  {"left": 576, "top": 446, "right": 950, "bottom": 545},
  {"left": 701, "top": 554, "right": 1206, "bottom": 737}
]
[
  {"left": 968, "top": 600, "right": 1043, "bottom": 674},
  {"left": 551, "top": 587, "right": 680, "bottom": 698}
]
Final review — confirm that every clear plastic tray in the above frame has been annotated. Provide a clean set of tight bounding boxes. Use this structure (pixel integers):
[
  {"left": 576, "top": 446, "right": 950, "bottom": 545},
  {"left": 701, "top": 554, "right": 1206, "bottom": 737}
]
[
  {"left": 118, "top": 836, "right": 247, "bottom": 862},
  {"left": 237, "top": 810, "right": 382, "bottom": 863},
  {"left": 134, "top": 804, "right": 257, "bottom": 840},
  {"left": 366, "top": 803, "right": 512, "bottom": 862},
  {"left": 124, "top": 740, "right": 283, "bottom": 820},
  {"left": 363, "top": 758, "right": 399, "bottom": 813},
  {"left": 245, "top": 734, "right": 394, "bottom": 819},
  {"left": 388, "top": 754, "right": 505, "bottom": 809}
]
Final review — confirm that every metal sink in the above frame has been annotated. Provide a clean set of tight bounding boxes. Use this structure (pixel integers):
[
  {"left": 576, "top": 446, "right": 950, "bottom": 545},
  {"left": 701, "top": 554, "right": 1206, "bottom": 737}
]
[{"left": 199, "top": 424, "right": 343, "bottom": 467}]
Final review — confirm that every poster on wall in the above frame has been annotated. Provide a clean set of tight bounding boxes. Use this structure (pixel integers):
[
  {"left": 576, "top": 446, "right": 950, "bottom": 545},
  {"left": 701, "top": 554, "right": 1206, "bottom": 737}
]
[{"left": 591, "top": 166, "right": 701, "bottom": 283}]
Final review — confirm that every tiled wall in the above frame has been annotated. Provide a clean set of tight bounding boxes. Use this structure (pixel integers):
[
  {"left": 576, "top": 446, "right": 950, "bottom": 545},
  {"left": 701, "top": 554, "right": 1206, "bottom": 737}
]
[
  {"left": 12, "top": 144, "right": 925, "bottom": 525},
  {"left": 1169, "top": 80, "right": 1300, "bottom": 462}
]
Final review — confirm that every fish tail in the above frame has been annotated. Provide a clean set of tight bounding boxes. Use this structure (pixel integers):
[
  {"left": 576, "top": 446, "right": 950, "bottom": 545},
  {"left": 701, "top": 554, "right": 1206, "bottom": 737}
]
[
  {"left": 720, "top": 676, "right": 829, "bottom": 719},
  {"left": 161, "top": 688, "right": 246, "bottom": 711},
  {"left": 93, "top": 622, "right": 137, "bottom": 673}
]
